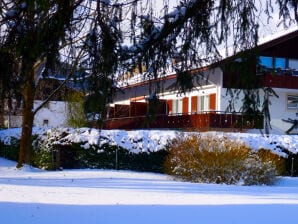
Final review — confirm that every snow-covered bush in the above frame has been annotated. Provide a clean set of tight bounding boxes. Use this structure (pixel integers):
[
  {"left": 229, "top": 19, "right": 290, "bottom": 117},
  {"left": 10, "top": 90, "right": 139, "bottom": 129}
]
[
  {"left": 165, "top": 134, "right": 283, "bottom": 185},
  {"left": 32, "top": 141, "right": 167, "bottom": 172},
  {"left": 256, "top": 149, "right": 286, "bottom": 175},
  {"left": 242, "top": 154, "right": 278, "bottom": 185},
  {"left": 30, "top": 128, "right": 168, "bottom": 172},
  {"left": 0, "top": 128, "right": 292, "bottom": 175}
]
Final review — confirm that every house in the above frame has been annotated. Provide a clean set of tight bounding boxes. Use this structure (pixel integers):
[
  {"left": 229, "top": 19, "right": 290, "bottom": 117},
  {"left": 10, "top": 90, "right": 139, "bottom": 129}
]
[
  {"left": 104, "top": 28, "right": 298, "bottom": 134},
  {"left": 33, "top": 77, "right": 80, "bottom": 128},
  {"left": 1, "top": 68, "right": 85, "bottom": 128}
]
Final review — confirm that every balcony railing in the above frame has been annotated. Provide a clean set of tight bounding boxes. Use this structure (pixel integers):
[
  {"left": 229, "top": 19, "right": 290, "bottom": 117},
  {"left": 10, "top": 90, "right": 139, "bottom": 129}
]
[
  {"left": 258, "top": 73, "right": 298, "bottom": 89},
  {"left": 103, "top": 111, "right": 264, "bottom": 130}
]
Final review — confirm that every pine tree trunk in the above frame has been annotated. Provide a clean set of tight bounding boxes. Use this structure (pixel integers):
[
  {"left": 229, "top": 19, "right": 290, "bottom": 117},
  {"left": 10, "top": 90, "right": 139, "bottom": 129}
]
[
  {"left": 0, "top": 79, "right": 4, "bottom": 127},
  {"left": 0, "top": 98, "right": 4, "bottom": 127},
  {"left": 17, "top": 70, "right": 36, "bottom": 168}
]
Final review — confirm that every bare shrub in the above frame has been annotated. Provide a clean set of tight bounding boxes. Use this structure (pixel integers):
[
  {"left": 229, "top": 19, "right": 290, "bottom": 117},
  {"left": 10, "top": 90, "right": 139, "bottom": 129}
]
[
  {"left": 257, "top": 149, "right": 285, "bottom": 175},
  {"left": 165, "top": 134, "right": 282, "bottom": 185}
]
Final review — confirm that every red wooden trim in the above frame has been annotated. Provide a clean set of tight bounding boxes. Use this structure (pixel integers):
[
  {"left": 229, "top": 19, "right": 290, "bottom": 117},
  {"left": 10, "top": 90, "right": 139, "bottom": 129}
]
[
  {"left": 182, "top": 97, "right": 189, "bottom": 114},
  {"left": 191, "top": 96, "right": 198, "bottom": 113},
  {"left": 209, "top": 93, "right": 216, "bottom": 110},
  {"left": 167, "top": 99, "right": 173, "bottom": 114}
]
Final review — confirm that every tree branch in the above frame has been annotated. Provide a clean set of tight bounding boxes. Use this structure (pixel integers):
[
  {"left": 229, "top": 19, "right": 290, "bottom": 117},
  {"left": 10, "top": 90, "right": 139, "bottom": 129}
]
[{"left": 33, "top": 48, "right": 84, "bottom": 115}]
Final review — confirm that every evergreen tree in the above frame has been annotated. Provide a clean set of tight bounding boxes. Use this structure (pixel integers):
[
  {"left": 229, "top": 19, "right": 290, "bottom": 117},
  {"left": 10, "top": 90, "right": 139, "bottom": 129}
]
[{"left": 0, "top": 0, "right": 82, "bottom": 167}]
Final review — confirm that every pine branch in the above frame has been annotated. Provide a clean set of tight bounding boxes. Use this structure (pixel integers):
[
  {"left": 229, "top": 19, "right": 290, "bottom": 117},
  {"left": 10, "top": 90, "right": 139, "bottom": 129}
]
[{"left": 33, "top": 48, "right": 84, "bottom": 115}]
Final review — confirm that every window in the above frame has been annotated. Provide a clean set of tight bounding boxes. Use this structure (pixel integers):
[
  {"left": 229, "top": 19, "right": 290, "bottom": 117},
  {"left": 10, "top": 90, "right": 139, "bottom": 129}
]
[
  {"left": 287, "top": 95, "right": 298, "bottom": 109},
  {"left": 289, "top": 59, "right": 298, "bottom": 71},
  {"left": 275, "top": 58, "right": 286, "bottom": 69},
  {"left": 259, "top": 56, "right": 273, "bottom": 68},
  {"left": 259, "top": 56, "right": 288, "bottom": 70},
  {"left": 259, "top": 56, "right": 298, "bottom": 75},
  {"left": 43, "top": 119, "right": 49, "bottom": 126},
  {"left": 172, "top": 99, "right": 182, "bottom": 114},
  {"left": 198, "top": 95, "right": 209, "bottom": 112}
]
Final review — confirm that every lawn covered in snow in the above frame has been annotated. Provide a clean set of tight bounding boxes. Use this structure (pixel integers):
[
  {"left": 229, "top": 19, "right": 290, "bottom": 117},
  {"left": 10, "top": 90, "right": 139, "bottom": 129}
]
[{"left": 1, "top": 157, "right": 298, "bottom": 224}]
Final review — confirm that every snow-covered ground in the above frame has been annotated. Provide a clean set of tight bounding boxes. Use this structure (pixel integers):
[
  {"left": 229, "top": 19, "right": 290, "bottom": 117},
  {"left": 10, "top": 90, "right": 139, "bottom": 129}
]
[
  {"left": 1, "top": 157, "right": 298, "bottom": 224},
  {"left": 1, "top": 128, "right": 298, "bottom": 222}
]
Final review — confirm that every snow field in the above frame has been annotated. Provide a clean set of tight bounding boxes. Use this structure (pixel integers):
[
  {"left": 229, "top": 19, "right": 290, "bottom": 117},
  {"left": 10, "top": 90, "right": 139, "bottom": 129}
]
[{"left": 1, "top": 158, "right": 298, "bottom": 224}]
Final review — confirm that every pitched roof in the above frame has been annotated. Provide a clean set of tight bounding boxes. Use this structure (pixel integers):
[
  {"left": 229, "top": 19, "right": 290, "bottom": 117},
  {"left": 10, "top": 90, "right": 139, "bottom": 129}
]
[{"left": 120, "top": 28, "right": 298, "bottom": 88}]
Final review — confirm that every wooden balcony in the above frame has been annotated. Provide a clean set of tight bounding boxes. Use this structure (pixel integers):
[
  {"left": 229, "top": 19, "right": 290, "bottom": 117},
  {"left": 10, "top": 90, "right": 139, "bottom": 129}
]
[
  {"left": 257, "top": 73, "right": 298, "bottom": 89},
  {"left": 103, "top": 112, "right": 264, "bottom": 131}
]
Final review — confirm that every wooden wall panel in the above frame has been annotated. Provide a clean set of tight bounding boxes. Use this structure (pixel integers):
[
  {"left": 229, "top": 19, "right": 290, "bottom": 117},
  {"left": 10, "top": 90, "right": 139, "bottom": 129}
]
[
  {"left": 130, "top": 102, "right": 147, "bottom": 116},
  {"left": 114, "top": 104, "right": 130, "bottom": 117}
]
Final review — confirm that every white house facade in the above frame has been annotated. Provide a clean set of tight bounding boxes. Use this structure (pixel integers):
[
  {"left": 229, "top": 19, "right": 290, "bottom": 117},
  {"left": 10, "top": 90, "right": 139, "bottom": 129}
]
[
  {"left": 33, "top": 100, "right": 68, "bottom": 127},
  {"left": 2, "top": 100, "right": 68, "bottom": 128},
  {"left": 105, "top": 29, "right": 298, "bottom": 134}
]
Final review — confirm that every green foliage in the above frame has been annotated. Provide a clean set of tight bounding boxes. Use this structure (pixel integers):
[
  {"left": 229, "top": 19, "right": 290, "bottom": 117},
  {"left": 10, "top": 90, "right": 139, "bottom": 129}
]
[
  {"left": 83, "top": 78, "right": 116, "bottom": 126},
  {"left": 29, "top": 137, "right": 168, "bottom": 172},
  {"left": 165, "top": 134, "right": 283, "bottom": 185},
  {"left": 65, "top": 92, "right": 88, "bottom": 128},
  {"left": 31, "top": 146, "right": 53, "bottom": 170},
  {"left": 0, "top": 135, "right": 54, "bottom": 169},
  {"left": 129, "top": 150, "right": 169, "bottom": 173},
  {"left": 74, "top": 143, "right": 131, "bottom": 170},
  {"left": 175, "top": 70, "right": 194, "bottom": 94},
  {"left": 0, "top": 137, "right": 20, "bottom": 161}
]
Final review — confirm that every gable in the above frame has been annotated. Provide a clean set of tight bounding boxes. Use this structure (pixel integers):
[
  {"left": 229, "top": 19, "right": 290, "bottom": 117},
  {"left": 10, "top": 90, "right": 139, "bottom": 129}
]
[
  {"left": 222, "top": 29, "right": 298, "bottom": 89},
  {"left": 260, "top": 34, "right": 298, "bottom": 59},
  {"left": 35, "top": 78, "right": 80, "bottom": 101}
]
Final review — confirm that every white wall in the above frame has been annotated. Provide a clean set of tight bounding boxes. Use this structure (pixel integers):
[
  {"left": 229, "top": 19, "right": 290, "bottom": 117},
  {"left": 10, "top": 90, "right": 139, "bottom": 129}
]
[
  {"left": 33, "top": 100, "right": 68, "bottom": 127},
  {"left": 2, "top": 100, "right": 68, "bottom": 128},
  {"left": 220, "top": 87, "right": 298, "bottom": 134},
  {"left": 269, "top": 88, "right": 298, "bottom": 134},
  {"left": 151, "top": 68, "right": 223, "bottom": 113}
]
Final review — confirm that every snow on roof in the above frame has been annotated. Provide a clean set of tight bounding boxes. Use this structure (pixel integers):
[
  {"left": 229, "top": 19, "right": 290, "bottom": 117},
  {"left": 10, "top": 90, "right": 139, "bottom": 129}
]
[
  {"left": 118, "top": 27, "right": 298, "bottom": 88},
  {"left": 258, "top": 26, "right": 298, "bottom": 46}
]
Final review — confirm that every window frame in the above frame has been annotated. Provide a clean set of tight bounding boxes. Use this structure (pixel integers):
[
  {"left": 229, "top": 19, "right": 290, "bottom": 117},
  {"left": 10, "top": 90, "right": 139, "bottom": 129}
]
[
  {"left": 43, "top": 119, "right": 49, "bottom": 126},
  {"left": 286, "top": 94, "right": 298, "bottom": 110},
  {"left": 197, "top": 95, "right": 210, "bottom": 112},
  {"left": 172, "top": 99, "right": 183, "bottom": 114}
]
